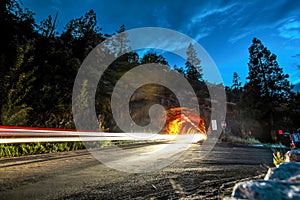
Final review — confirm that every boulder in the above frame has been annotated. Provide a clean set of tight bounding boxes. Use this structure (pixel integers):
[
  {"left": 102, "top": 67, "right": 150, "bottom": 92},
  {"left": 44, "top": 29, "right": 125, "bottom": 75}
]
[
  {"left": 226, "top": 162, "right": 300, "bottom": 200},
  {"left": 264, "top": 162, "right": 300, "bottom": 181},
  {"left": 230, "top": 180, "right": 300, "bottom": 200}
]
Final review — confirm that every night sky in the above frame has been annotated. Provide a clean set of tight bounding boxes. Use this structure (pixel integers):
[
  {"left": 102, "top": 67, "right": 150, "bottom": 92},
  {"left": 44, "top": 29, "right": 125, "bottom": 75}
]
[{"left": 22, "top": 0, "right": 300, "bottom": 88}]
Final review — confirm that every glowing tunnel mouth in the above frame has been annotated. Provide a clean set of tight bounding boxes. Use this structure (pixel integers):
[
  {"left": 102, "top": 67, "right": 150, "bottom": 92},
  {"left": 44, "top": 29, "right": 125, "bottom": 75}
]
[{"left": 163, "top": 107, "right": 207, "bottom": 140}]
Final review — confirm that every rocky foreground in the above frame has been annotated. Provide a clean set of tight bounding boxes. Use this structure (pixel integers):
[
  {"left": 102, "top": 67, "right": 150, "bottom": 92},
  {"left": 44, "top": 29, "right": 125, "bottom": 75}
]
[{"left": 226, "top": 149, "right": 300, "bottom": 200}]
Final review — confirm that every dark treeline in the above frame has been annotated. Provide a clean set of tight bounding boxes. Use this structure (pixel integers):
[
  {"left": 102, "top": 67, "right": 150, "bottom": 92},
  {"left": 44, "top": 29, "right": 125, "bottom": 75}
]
[
  {"left": 0, "top": 0, "right": 209, "bottom": 130},
  {"left": 1, "top": 1, "right": 103, "bottom": 128},
  {"left": 226, "top": 38, "right": 300, "bottom": 143},
  {"left": 1, "top": 0, "right": 299, "bottom": 143}
]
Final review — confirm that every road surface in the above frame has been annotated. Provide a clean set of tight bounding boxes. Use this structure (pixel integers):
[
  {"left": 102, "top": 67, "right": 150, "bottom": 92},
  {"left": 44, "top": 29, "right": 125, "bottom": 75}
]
[{"left": 0, "top": 142, "right": 273, "bottom": 199}]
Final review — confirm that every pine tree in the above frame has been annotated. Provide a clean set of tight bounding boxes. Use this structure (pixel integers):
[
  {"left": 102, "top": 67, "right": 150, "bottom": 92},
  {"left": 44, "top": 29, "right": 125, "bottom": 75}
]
[
  {"left": 246, "top": 38, "right": 291, "bottom": 104},
  {"left": 108, "top": 24, "right": 131, "bottom": 57},
  {"left": 227, "top": 72, "right": 242, "bottom": 103},
  {"left": 231, "top": 72, "right": 242, "bottom": 93},
  {"left": 185, "top": 43, "right": 203, "bottom": 81},
  {"left": 240, "top": 38, "right": 292, "bottom": 142}
]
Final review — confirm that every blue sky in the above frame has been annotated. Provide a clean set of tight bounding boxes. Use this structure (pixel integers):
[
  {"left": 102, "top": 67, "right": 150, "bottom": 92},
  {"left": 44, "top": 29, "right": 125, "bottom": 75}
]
[{"left": 22, "top": 0, "right": 300, "bottom": 88}]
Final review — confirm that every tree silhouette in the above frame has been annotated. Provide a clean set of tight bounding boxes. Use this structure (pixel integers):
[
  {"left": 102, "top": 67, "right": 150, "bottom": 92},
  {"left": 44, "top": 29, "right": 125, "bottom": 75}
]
[
  {"left": 140, "top": 52, "right": 169, "bottom": 65},
  {"left": 240, "top": 38, "right": 292, "bottom": 142},
  {"left": 185, "top": 43, "right": 203, "bottom": 81},
  {"left": 231, "top": 72, "right": 242, "bottom": 93}
]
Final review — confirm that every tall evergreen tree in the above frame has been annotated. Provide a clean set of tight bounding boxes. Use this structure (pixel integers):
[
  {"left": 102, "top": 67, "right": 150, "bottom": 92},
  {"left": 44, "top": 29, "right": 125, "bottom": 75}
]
[
  {"left": 185, "top": 43, "right": 203, "bottom": 81},
  {"left": 240, "top": 38, "right": 292, "bottom": 142},
  {"left": 231, "top": 72, "right": 242, "bottom": 93},
  {"left": 226, "top": 72, "right": 242, "bottom": 103},
  {"left": 113, "top": 24, "right": 131, "bottom": 56}
]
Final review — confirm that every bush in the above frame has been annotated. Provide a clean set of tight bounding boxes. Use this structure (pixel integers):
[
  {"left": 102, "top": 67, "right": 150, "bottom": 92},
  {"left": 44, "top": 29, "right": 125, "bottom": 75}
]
[
  {"left": 220, "top": 134, "right": 261, "bottom": 145},
  {"left": 0, "top": 142, "right": 85, "bottom": 158}
]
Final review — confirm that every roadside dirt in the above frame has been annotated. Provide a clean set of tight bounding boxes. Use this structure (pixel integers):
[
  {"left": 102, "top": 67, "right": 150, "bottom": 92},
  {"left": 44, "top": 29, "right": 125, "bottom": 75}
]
[{"left": 0, "top": 142, "right": 273, "bottom": 199}]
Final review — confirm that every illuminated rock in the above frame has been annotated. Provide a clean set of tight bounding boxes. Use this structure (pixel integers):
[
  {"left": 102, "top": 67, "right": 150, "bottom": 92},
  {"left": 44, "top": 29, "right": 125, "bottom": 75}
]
[{"left": 160, "top": 107, "right": 206, "bottom": 136}]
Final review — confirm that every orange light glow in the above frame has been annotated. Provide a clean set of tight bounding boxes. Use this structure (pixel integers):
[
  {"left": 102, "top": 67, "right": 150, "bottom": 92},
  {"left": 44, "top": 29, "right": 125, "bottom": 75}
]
[
  {"left": 168, "top": 119, "right": 184, "bottom": 134},
  {"left": 163, "top": 107, "right": 207, "bottom": 140}
]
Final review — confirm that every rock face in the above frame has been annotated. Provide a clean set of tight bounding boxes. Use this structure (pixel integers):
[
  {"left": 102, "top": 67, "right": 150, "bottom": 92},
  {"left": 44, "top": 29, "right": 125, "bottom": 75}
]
[
  {"left": 226, "top": 162, "right": 300, "bottom": 200},
  {"left": 160, "top": 107, "right": 206, "bottom": 135}
]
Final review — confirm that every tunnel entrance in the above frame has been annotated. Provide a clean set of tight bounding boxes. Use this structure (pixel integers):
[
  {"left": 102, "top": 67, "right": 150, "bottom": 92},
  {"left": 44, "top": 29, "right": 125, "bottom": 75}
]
[{"left": 161, "top": 107, "right": 206, "bottom": 137}]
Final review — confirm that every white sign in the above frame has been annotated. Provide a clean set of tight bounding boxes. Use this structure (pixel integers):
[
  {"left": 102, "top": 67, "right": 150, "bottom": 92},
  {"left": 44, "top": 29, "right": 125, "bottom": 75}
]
[
  {"left": 212, "top": 120, "right": 217, "bottom": 131},
  {"left": 221, "top": 121, "right": 227, "bottom": 129}
]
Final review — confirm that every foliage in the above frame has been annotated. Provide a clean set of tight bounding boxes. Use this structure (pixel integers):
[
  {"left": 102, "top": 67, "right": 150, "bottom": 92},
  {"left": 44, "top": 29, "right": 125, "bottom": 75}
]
[
  {"left": 0, "top": 142, "right": 85, "bottom": 158},
  {"left": 273, "top": 150, "right": 287, "bottom": 167},
  {"left": 239, "top": 38, "right": 293, "bottom": 142},
  {"left": 231, "top": 72, "right": 242, "bottom": 93},
  {"left": 0, "top": 0, "right": 36, "bottom": 125},
  {"left": 219, "top": 134, "right": 261, "bottom": 145},
  {"left": 246, "top": 38, "right": 291, "bottom": 104},
  {"left": 173, "top": 64, "right": 185, "bottom": 74},
  {"left": 1, "top": 44, "right": 35, "bottom": 126},
  {"left": 185, "top": 43, "right": 203, "bottom": 81},
  {"left": 141, "top": 52, "right": 169, "bottom": 65},
  {"left": 110, "top": 24, "right": 131, "bottom": 56},
  {"left": 38, "top": 12, "right": 59, "bottom": 38}
]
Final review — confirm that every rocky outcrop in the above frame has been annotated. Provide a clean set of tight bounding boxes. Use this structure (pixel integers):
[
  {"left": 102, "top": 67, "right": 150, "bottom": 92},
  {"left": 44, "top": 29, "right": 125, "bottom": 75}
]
[
  {"left": 226, "top": 162, "right": 300, "bottom": 200},
  {"left": 160, "top": 107, "right": 206, "bottom": 135}
]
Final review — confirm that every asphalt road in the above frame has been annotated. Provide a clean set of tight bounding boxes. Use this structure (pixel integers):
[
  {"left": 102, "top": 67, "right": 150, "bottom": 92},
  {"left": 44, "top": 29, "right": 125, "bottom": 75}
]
[{"left": 0, "top": 142, "right": 273, "bottom": 200}]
